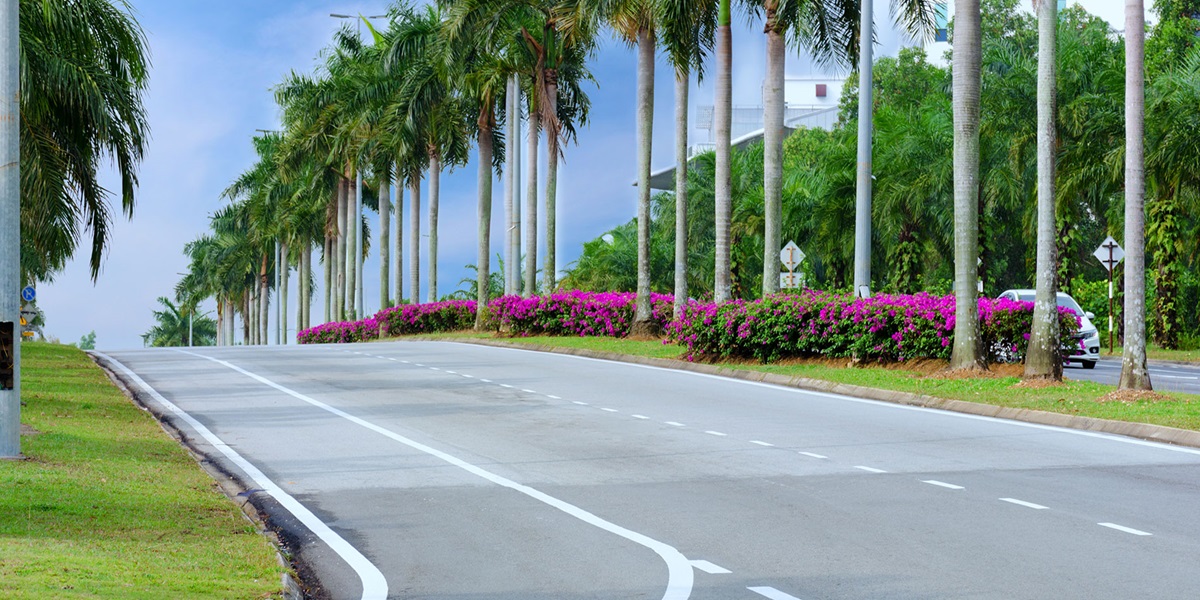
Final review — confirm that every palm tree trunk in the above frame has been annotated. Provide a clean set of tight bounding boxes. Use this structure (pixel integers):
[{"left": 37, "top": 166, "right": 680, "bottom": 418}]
[
  {"left": 762, "top": 9, "right": 784, "bottom": 297},
  {"left": 524, "top": 99, "right": 540, "bottom": 298},
  {"left": 950, "top": 0, "right": 985, "bottom": 370},
  {"left": 409, "top": 177, "right": 421, "bottom": 304},
  {"left": 346, "top": 173, "right": 358, "bottom": 319},
  {"left": 1120, "top": 0, "right": 1152, "bottom": 390},
  {"left": 259, "top": 253, "right": 269, "bottom": 345},
  {"left": 674, "top": 66, "right": 690, "bottom": 321},
  {"left": 226, "top": 298, "right": 235, "bottom": 345},
  {"left": 634, "top": 28, "right": 657, "bottom": 331},
  {"left": 476, "top": 110, "right": 495, "bottom": 330},
  {"left": 394, "top": 172, "right": 403, "bottom": 303},
  {"left": 1025, "top": 0, "right": 1061, "bottom": 381},
  {"left": 379, "top": 175, "right": 391, "bottom": 309},
  {"left": 714, "top": 0, "right": 733, "bottom": 303},
  {"left": 280, "top": 241, "right": 289, "bottom": 345},
  {"left": 505, "top": 76, "right": 518, "bottom": 296},
  {"left": 323, "top": 234, "right": 332, "bottom": 323},
  {"left": 335, "top": 177, "right": 348, "bottom": 320},
  {"left": 299, "top": 245, "right": 309, "bottom": 332},
  {"left": 545, "top": 75, "right": 560, "bottom": 293},
  {"left": 243, "top": 294, "right": 251, "bottom": 345},
  {"left": 429, "top": 155, "right": 440, "bottom": 303}
]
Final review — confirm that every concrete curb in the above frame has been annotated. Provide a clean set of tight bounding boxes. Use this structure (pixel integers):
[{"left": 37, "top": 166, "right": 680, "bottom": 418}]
[{"left": 441, "top": 338, "right": 1200, "bottom": 451}]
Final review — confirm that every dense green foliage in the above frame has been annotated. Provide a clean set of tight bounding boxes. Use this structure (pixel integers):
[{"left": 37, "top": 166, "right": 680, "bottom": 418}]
[
  {"left": 19, "top": 0, "right": 149, "bottom": 282},
  {"left": 564, "top": 0, "right": 1200, "bottom": 348}
]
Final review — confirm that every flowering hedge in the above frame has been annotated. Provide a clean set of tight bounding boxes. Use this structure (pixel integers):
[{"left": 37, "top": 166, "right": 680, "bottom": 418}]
[
  {"left": 487, "top": 290, "right": 674, "bottom": 337},
  {"left": 377, "top": 300, "right": 476, "bottom": 336},
  {"left": 297, "top": 316, "right": 381, "bottom": 344},
  {"left": 666, "top": 291, "right": 1081, "bottom": 363},
  {"left": 297, "top": 300, "right": 474, "bottom": 344}
]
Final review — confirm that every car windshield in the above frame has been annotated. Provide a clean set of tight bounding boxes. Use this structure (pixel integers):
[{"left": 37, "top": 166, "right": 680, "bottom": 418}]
[{"left": 1014, "top": 292, "right": 1084, "bottom": 315}]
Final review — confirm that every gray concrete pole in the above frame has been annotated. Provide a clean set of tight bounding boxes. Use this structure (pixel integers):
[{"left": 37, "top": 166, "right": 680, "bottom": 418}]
[
  {"left": 1, "top": 0, "right": 20, "bottom": 458},
  {"left": 274, "top": 240, "right": 281, "bottom": 345},
  {"left": 853, "top": 0, "right": 874, "bottom": 296},
  {"left": 355, "top": 170, "right": 364, "bottom": 317}
]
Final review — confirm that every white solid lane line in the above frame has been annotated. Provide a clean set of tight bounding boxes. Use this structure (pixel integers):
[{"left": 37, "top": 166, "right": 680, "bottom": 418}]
[
  {"left": 855, "top": 466, "right": 887, "bottom": 473},
  {"left": 98, "top": 353, "right": 389, "bottom": 600},
  {"left": 799, "top": 452, "right": 828, "bottom": 459},
  {"left": 689, "top": 560, "right": 731, "bottom": 574},
  {"left": 1098, "top": 523, "right": 1153, "bottom": 536},
  {"left": 748, "top": 586, "right": 803, "bottom": 600},
  {"left": 1000, "top": 498, "right": 1049, "bottom": 510},
  {"left": 750, "top": 440, "right": 774, "bottom": 447},
  {"left": 176, "top": 350, "right": 696, "bottom": 600},
  {"left": 921, "top": 480, "right": 964, "bottom": 490}
]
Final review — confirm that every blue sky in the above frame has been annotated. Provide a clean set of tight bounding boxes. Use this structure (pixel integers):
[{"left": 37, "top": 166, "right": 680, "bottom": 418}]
[{"left": 37, "top": 0, "right": 1129, "bottom": 349}]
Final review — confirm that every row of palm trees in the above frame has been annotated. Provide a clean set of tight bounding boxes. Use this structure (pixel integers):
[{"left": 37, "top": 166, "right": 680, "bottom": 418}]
[{"left": 175, "top": 0, "right": 1153, "bottom": 391}]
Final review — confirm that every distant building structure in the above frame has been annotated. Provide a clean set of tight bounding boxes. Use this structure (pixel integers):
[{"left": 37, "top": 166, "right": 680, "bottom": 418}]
[{"left": 646, "top": 75, "right": 845, "bottom": 190}]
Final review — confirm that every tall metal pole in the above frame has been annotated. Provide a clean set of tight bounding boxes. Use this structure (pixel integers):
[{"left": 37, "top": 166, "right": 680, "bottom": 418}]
[
  {"left": 1, "top": 0, "right": 21, "bottom": 458},
  {"left": 1108, "top": 245, "right": 1115, "bottom": 354},
  {"left": 853, "top": 0, "right": 874, "bottom": 296},
  {"left": 355, "top": 169, "right": 364, "bottom": 318},
  {"left": 274, "top": 240, "right": 281, "bottom": 345}
]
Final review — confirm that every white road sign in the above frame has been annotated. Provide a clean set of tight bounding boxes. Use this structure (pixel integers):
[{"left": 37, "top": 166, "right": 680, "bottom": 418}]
[
  {"left": 1093, "top": 236, "right": 1124, "bottom": 272},
  {"left": 780, "top": 241, "right": 805, "bottom": 271}
]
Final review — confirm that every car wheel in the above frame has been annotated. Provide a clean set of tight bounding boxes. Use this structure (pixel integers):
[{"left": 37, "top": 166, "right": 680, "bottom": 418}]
[{"left": 1081, "top": 360, "right": 1097, "bottom": 370}]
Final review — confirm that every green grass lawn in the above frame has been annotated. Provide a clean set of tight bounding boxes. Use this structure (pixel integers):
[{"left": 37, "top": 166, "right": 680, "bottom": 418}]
[
  {"left": 417, "top": 333, "right": 1200, "bottom": 433},
  {"left": 0, "top": 343, "right": 283, "bottom": 600}
]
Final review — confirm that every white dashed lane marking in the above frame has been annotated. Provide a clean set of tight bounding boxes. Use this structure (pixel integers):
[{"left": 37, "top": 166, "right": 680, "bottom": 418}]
[
  {"left": 799, "top": 452, "right": 827, "bottom": 459},
  {"left": 750, "top": 440, "right": 774, "bottom": 447},
  {"left": 1000, "top": 498, "right": 1049, "bottom": 510},
  {"left": 1099, "top": 523, "right": 1152, "bottom": 536},
  {"left": 666, "top": 422, "right": 686, "bottom": 427},
  {"left": 573, "top": 401, "right": 589, "bottom": 406},
  {"left": 601, "top": 408, "right": 619, "bottom": 413},
  {"left": 922, "top": 480, "right": 964, "bottom": 490},
  {"left": 855, "top": 466, "right": 887, "bottom": 474},
  {"left": 547, "top": 395, "right": 561, "bottom": 399},
  {"left": 705, "top": 431, "right": 727, "bottom": 437},
  {"left": 748, "top": 586, "right": 803, "bottom": 600},
  {"left": 632, "top": 415, "right": 649, "bottom": 420}
]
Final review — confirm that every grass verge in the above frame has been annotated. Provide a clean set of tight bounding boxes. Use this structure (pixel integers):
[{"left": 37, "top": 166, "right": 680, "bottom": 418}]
[
  {"left": 0, "top": 343, "right": 283, "bottom": 600},
  {"left": 426, "top": 333, "right": 1200, "bottom": 433}
]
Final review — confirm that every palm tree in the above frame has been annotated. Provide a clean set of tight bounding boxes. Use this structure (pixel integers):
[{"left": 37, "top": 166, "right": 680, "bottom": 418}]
[
  {"left": 385, "top": 4, "right": 471, "bottom": 303},
  {"left": 1024, "top": 0, "right": 1061, "bottom": 381},
  {"left": 1119, "top": 0, "right": 1152, "bottom": 389},
  {"left": 19, "top": 0, "right": 149, "bottom": 282},
  {"left": 604, "top": 0, "right": 660, "bottom": 334},
  {"left": 144, "top": 297, "right": 216, "bottom": 347},
  {"left": 659, "top": 0, "right": 715, "bottom": 318},
  {"left": 713, "top": 0, "right": 733, "bottom": 303},
  {"left": 950, "top": 0, "right": 986, "bottom": 370}
]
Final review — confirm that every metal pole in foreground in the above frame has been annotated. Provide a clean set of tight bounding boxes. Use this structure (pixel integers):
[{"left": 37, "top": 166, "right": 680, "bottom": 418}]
[
  {"left": 1, "top": 0, "right": 21, "bottom": 458},
  {"left": 852, "top": 0, "right": 874, "bottom": 296},
  {"left": 355, "top": 169, "right": 364, "bottom": 318},
  {"left": 1108, "top": 245, "right": 1115, "bottom": 354}
]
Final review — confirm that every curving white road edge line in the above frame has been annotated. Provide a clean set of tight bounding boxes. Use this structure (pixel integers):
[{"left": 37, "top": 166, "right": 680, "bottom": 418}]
[
  {"left": 94, "top": 352, "right": 389, "bottom": 600},
  {"left": 175, "top": 349, "right": 695, "bottom": 600}
]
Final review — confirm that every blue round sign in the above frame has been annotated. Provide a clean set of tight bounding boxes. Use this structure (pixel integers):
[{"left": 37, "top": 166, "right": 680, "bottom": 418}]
[{"left": 21, "top": 286, "right": 35, "bottom": 302}]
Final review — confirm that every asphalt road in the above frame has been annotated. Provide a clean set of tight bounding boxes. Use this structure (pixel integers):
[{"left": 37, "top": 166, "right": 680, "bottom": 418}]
[
  {"left": 99, "top": 342, "right": 1200, "bottom": 600},
  {"left": 1066, "top": 356, "right": 1200, "bottom": 394}
]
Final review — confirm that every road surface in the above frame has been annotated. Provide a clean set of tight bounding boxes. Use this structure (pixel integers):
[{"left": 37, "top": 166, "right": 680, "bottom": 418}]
[
  {"left": 98, "top": 342, "right": 1200, "bottom": 600},
  {"left": 1066, "top": 356, "right": 1200, "bottom": 394}
]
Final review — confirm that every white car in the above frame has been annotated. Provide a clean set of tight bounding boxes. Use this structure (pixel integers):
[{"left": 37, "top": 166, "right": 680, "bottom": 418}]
[{"left": 998, "top": 289, "right": 1100, "bottom": 369}]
